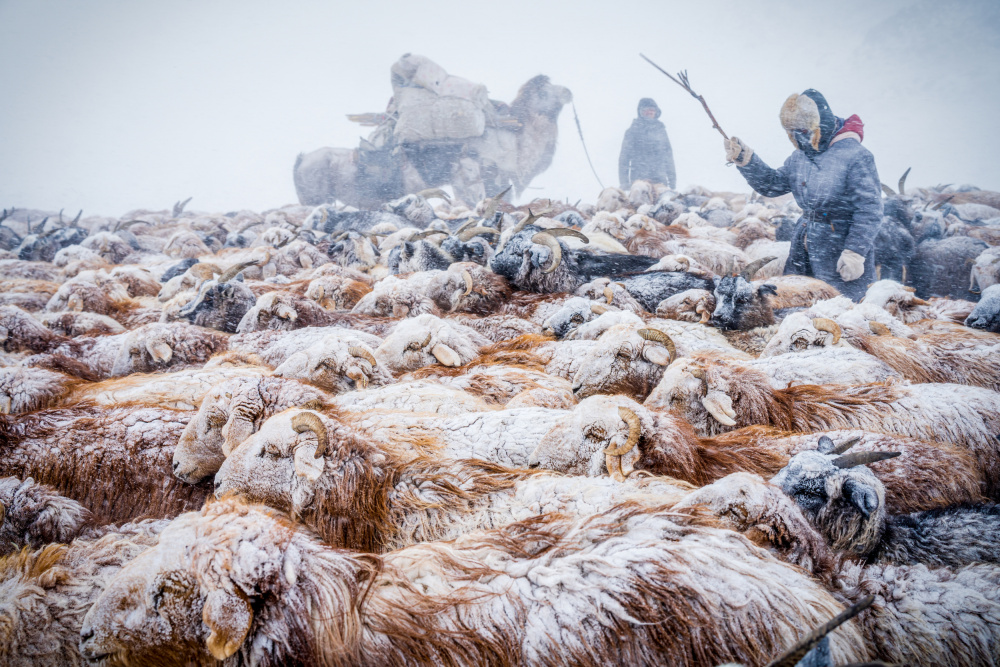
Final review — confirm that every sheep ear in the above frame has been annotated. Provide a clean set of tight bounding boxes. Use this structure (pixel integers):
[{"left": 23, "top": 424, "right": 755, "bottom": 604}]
[
  {"left": 146, "top": 340, "right": 173, "bottom": 363},
  {"left": 293, "top": 444, "right": 324, "bottom": 482},
  {"left": 843, "top": 478, "right": 880, "bottom": 518},
  {"left": 758, "top": 283, "right": 778, "bottom": 297},
  {"left": 221, "top": 415, "right": 255, "bottom": 456},
  {"left": 816, "top": 435, "right": 836, "bottom": 454},
  {"left": 642, "top": 345, "right": 672, "bottom": 366},
  {"left": 431, "top": 343, "right": 462, "bottom": 367},
  {"left": 202, "top": 589, "right": 252, "bottom": 660}
]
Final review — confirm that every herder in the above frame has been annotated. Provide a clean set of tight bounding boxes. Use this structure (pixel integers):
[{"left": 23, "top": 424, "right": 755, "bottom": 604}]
[
  {"left": 724, "top": 90, "right": 882, "bottom": 301},
  {"left": 619, "top": 98, "right": 677, "bottom": 190}
]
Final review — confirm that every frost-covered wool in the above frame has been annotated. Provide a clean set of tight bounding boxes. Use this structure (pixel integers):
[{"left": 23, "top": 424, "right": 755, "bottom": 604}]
[
  {"left": 271, "top": 336, "right": 388, "bottom": 394},
  {"left": 236, "top": 289, "right": 352, "bottom": 333},
  {"left": 450, "top": 312, "right": 543, "bottom": 343},
  {"left": 35, "top": 311, "right": 125, "bottom": 337},
  {"left": 172, "top": 375, "right": 332, "bottom": 484},
  {"left": 761, "top": 309, "right": 1000, "bottom": 390},
  {"left": 404, "top": 363, "right": 577, "bottom": 410},
  {"left": 352, "top": 275, "right": 442, "bottom": 318},
  {"left": 645, "top": 356, "right": 1000, "bottom": 496},
  {"left": 215, "top": 408, "right": 690, "bottom": 551},
  {"left": 0, "top": 477, "right": 91, "bottom": 555},
  {"left": 656, "top": 288, "right": 714, "bottom": 323},
  {"left": 758, "top": 274, "right": 841, "bottom": 310},
  {"left": 571, "top": 320, "right": 746, "bottom": 400},
  {"left": 373, "top": 313, "right": 489, "bottom": 374},
  {"left": 528, "top": 395, "right": 983, "bottom": 513},
  {"left": 0, "top": 406, "right": 208, "bottom": 525},
  {"left": 63, "top": 365, "right": 266, "bottom": 411},
  {"left": 862, "top": 279, "right": 973, "bottom": 324},
  {"left": 305, "top": 274, "right": 372, "bottom": 310},
  {"left": 227, "top": 326, "right": 383, "bottom": 367},
  {"left": 677, "top": 473, "right": 1000, "bottom": 667},
  {"left": 80, "top": 496, "right": 868, "bottom": 667},
  {"left": 0, "top": 366, "right": 75, "bottom": 414},
  {"left": 0, "top": 519, "right": 166, "bottom": 667},
  {"left": 0, "top": 305, "right": 69, "bottom": 354}
]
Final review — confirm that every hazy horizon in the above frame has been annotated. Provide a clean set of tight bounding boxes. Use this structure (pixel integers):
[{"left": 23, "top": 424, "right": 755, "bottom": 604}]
[{"left": 2, "top": 0, "right": 997, "bottom": 217}]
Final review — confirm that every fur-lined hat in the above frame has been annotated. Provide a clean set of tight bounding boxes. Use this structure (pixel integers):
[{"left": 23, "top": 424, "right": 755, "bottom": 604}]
[{"left": 780, "top": 93, "right": 821, "bottom": 150}]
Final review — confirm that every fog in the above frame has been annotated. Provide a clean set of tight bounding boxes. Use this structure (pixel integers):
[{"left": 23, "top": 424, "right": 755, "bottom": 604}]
[{"left": 1, "top": 0, "right": 997, "bottom": 216}]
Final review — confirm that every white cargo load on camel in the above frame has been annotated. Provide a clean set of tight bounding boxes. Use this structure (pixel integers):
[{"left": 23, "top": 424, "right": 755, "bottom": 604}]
[{"left": 390, "top": 54, "right": 490, "bottom": 143}]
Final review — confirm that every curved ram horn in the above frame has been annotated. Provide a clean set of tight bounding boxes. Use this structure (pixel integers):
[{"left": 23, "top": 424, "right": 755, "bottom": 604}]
[
  {"left": 292, "top": 410, "right": 329, "bottom": 459},
  {"left": 603, "top": 286, "right": 614, "bottom": 304},
  {"left": 832, "top": 451, "right": 901, "bottom": 469},
  {"left": 408, "top": 229, "right": 448, "bottom": 241},
  {"left": 881, "top": 183, "right": 897, "bottom": 197},
  {"left": 531, "top": 232, "right": 562, "bottom": 274},
  {"left": 482, "top": 184, "right": 512, "bottom": 220},
  {"left": 811, "top": 318, "right": 842, "bottom": 345},
  {"left": 461, "top": 270, "right": 473, "bottom": 296},
  {"left": 348, "top": 346, "right": 377, "bottom": 367},
  {"left": 765, "top": 595, "right": 875, "bottom": 667},
  {"left": 453, "top": 219, "right": 477, "bottom": 236},
  {"left": 604, "top": 406, "right": 641, "bottom": 456},
  {"left": 331, "top": 231, "right": 351, "bottom": 242},
  {"left": 898, "top": 167, "right": 911, "bottom": 196},
  {"left": 739, "top": 256, "right": 777, "bottom": 281},
  {"left": 114, "top": 219, "right": 147, "bottom": 233},
  {"left": 172, "top": 196, "right": 193, "bottom": 218},
  {"left": 238, "top": 219, "right": 264, "bottom": 233},
  {"left": 456, "top": 226, "right": 500, "bottom": 242},
  {"left": 868, "top": 321, "right": 891, "bottom": 336},
  {"left": 831, "top": 436, "right": 863, "bottom": 455},
  {"left": 545, "top": 228, "right": 589, "bottom": 243},
  {"left": 416, "top": 187, "right": 451, "bottom": 202},
  {"left": 590, "top": 304, "right": 608, "bottom": 315},
  {"left": 71, "top": 209, "right": 83, "bottom": 226},
  {"left": 637, "top": 328, "right": 676, "bottom": 361},
  {"left": 218, "top": 257, "right": 262, "bottom": 283}
]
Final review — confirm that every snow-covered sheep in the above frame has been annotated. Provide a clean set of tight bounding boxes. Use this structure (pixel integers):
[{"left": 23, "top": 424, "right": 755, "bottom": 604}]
[
  {"left": 373, "top": 313, "right": 489, "bottom": 374},
  {"left": 0, "top": 476, "right": 91, "bottom": 555},
  {"left": 80, "top": 496, "right": 867, "bottom": 667}
]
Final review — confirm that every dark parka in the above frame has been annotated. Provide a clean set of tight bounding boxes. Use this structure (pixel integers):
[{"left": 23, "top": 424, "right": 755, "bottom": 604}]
[
  {"left": 737, "top": 99, "right": 883, "bottom": 300},
  {"left": 619, "top": 99, "right": 676, "bottom": 190}
]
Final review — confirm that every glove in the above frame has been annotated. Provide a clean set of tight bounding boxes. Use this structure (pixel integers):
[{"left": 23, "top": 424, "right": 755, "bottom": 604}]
[
  {"left": 837, "top": 249, "right": 865, "bottom": 282},
  {"left": 724, "top": 137, "right": 753, "bottom": 167}
]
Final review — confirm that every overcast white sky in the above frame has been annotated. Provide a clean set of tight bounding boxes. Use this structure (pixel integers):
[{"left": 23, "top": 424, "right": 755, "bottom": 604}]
[{"left": 1, "top": 0, "right": 997, "bottom": 216}]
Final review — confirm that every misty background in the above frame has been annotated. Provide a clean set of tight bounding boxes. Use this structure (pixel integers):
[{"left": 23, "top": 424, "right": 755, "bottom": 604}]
[{"left": 1, "top": 0, "right": 998, "bottom": 216}]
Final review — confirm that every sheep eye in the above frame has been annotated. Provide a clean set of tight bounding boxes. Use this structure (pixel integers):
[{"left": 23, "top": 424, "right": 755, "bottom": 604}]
[
  {"left": 585, "top": 428, "right": 606, "bottom": 440},
  {"left": 616, "top": 349, "right": 631, "bottom": 361},
  {"left": 792, "top": 339, "right": 808, "bottom": 350},
  {"left": 571, "top": 314, "right": 584, "bottom": 323}
]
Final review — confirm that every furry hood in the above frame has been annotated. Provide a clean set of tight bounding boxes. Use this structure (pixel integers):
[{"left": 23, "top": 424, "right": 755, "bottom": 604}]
[
  {"left": 780, "top": 89, "right": 837, "bottom": 153},
  {"left": 637, "top": 97, "right": 661, "bottom": 119}
]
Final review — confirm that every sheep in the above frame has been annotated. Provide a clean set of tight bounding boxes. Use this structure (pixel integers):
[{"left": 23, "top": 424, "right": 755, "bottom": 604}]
[
  {"left": 0, "top": 278, "right": 60, "bottom": 311},
  {"left": 351, "top": 274, "right": 443, "bottom": 318},
  {"left": 970, "top": 244, "right": 1000, "bottom": 291},
  {"left": 0, "top": 366, "right": 75, "bottom": 414},
  {"left": 406, "top": 362, "right": 578, "bottom": 409},
  {"left": 373, "top": 313, "right": 490, "bottom": 374},
  {"left": 644, "top": 357, "right": 1000, "bottom": 496},
  {"left": 615, "top": 270, "right": 715, "bottom": 312},
  {"left": 656, "top": 288, "right": 714, "bottom": 323},
  {"left": 528, "top": 395, "right": 985, "bottom": 513},
  {"left": 305, "top": 274, "right": 372, "bottom": 310},
  {"left": 862, "top": 279, "right": 974, "bottom": 324},
  {"left": 80, "top": 495, "right": 867, "bottom": 667},
  {"left": 326, "top": 229, "right": 381, "bottom": 270},
  {"left": 0, "top": 406, "right": 209, "bottom": 525},
  {"left": 216, "top": 408, "right": 695, "bottom": 550},
  {"left": 35, "top": 311, "right": 125, "bottom": 337},
  {"left": 910, "top": 235, "right": 987, "bottom": 299},
  {"left": 770, "top": 443, "right": 1000, "bottom": 568},
  {"left": 0, "top": 476, "right": 91, "bottom": 555},
  {"left": 386, "top": 236, "right": 454, "bottom": 274},
  {"left": 236, "top": 289, "right": 348, "bottom": 332},
  {"left": 674, "top": 472, "right": 1000, "bottom": 667},
  {"left": 570, "top": 320, "right": 747, "bottom": 400},
  {"left": 966, "top": 283, "right": 1000, "bottom": 332},
  {"left": 0, "top": 519, "right": 167, "bottom": 667},
  {"left": 490, "top": 223, "right": 656, "bottom": 293},
  {"left": 760, "top": 311, "right": 1000, "bottom": 391},
  {"left": 226, "top": 326, "right": 384, "bottom": 367}
]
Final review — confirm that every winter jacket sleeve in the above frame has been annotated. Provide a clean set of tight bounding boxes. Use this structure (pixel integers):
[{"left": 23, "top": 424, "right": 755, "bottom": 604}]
[
  {"left": 737, "top": 152, "right": 792, "bottom": 198},
  {"left": 618, "top": 129, "right": 633, "bottom": 189},
  {"left": 842, "top": 148, "right": 884, "bottom": 257}
]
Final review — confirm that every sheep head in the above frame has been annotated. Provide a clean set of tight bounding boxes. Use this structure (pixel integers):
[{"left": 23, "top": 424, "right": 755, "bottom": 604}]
[
  {"left": 327, "top": 230, "right": 380, "bottom": 270},
  {"left": 708, "top": 257, "right": 778, "bottom": 331},
  {"left": 0, "top": 476, "right": 92, "bottom": 555},
  {"left": 644, "top": 355, "right": 755, "bottom": 435},
  {"left": 374, "top": 313, "right": 484, "bottom": 374},
  {"left": 306, "top": 275, "right": 371, "bottom": 310},
  {"left": 656, "top": 288, "right": 715, "bottom": 324},
  {"left": 771, "top": 441, "right": 898, "bottom": 559},
  {"left": 758, "top": 312, "right": 846, "bottom": 358},
  {"left": 529, "top": 396, "right": 649, "bottom": 481},
  {"left": 570, "top": 323, "right": 675, "bottom": 400},
  {"left": 540, "top": 297, "right": 599, "bottom": 338},
  {"left": 236, "top": 291, "right": 300, "bottom": 333},
  {"left": 351, "top": 275, "right": 439, "bottom": 319},
  {"left": 273, "top": 337, "right": 382, "bottom": 393},
  {"left": 110, "top": 326, "right": 178, "bottom": 377}
]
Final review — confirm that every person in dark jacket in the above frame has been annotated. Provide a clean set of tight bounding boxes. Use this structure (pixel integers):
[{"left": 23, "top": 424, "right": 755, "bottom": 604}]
[
  {"left": 724, "top": 89, "right": 883, "bottom": 301},
  {"left": 619, "top": 98, "right": 676, "bottom": 190}
]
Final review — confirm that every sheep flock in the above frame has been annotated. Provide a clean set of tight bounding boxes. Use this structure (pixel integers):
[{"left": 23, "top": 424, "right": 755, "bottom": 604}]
[{"left": 1, "top": 178, "right": 1000, "bottom": 667}]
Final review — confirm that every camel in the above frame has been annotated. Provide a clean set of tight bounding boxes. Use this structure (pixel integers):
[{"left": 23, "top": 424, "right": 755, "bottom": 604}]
[{"left": 293, "top": 75, "right": 572, "bottom": 208}]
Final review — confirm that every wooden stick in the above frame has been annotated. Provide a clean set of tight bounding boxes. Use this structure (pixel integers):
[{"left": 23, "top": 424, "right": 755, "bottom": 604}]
[{"left": 640, "top": 53, "right": 729, "bottom": 141}]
